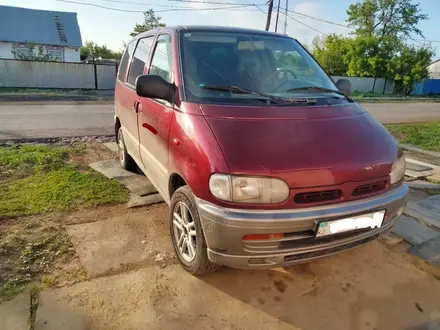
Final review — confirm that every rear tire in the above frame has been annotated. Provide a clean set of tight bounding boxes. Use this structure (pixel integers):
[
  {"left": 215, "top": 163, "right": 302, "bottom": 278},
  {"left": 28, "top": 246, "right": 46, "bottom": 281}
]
[
  {"left": 117, "top": 127, "right": 137, "bottom": 171},
  {"left": 169, "top": 186, "right": 221, "bottom": 276}
]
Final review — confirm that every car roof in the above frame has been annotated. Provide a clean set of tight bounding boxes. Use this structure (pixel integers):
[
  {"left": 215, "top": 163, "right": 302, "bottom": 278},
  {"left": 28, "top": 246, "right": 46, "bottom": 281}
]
[{"left": 134, "top": 25, "right": 292, "bottom": 40}]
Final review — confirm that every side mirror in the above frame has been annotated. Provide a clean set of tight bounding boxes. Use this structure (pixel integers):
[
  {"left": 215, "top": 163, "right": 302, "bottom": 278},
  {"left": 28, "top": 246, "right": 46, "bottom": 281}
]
[
  {"left": 136, "top": 75, "right": 174, "bottom": 103},
  {"left": 336, "top": 78, "right": 352, "bottom": 96}
]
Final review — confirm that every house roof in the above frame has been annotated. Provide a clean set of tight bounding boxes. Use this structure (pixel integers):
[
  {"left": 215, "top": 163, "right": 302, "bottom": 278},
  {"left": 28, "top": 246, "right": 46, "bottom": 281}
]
[{"left": 0, "top": 5, "right": 82, "bottom": 47}]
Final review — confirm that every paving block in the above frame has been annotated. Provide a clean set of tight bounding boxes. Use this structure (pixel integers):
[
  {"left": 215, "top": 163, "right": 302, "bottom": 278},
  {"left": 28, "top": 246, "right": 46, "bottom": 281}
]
[
  {"left": 405, "top": 195, "right": 440, "bottom": 231},
  {"left": 392, "top": 215, "right": 439, "bottom": 246},
  {"left": 127, "top": 193, "right": 164, "bottom": 208},
  {"left": 66, "top": 210, "right": 173, "bottom": 277},
  {"left": 103, "top": 142, "right": 118, "bottom": 154},
  {"left": 89, "top": 160, "right": 136, "bottom": 179},
  {"left": 0, "top": 293, "right": 29, "bottom": 330},
  {"left": 410, "top": 236, "right": 440, "bottom": 267}
]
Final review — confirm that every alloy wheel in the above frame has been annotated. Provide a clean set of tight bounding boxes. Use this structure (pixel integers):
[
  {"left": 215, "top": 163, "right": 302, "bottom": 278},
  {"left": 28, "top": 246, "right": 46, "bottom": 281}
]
[{"left": 172, "top": 201, "right": 197, "bottom": 262}]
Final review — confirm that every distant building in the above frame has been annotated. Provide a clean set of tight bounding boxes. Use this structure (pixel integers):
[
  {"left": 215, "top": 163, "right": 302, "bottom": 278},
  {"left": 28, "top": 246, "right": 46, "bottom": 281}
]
[
  {"left": 0, "top": 5, "right": 82, "bottom": 62},
  {"left": 428, "top": 59, "right": 440, "bottom": 79}
]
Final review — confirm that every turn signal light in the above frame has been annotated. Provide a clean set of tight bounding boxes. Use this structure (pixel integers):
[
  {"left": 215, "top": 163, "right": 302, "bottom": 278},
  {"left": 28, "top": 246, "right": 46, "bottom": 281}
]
[{"left": 242, "top": 233, "right": 283, "bottom": 241}]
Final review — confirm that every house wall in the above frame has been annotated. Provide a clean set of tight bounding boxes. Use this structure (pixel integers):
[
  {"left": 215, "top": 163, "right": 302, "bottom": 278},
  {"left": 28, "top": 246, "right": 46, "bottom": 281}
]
[
  {"left": 428, "top": 61, "right": 440, "bottom": 79},
  {"left": 0, "top": 42, "right": 80, "bottom": 62},
  {"left": 64, "top": 47, "right": 81, "bottom": 62},
  {"left": 0, "top": 42, "right": 14, "bottom": 59}
]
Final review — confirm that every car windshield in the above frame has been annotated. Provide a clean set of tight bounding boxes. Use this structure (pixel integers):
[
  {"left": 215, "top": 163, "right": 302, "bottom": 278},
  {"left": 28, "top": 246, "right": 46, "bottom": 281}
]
[{"left": 180, "top": 30, "right": 342, "bottom": 105}]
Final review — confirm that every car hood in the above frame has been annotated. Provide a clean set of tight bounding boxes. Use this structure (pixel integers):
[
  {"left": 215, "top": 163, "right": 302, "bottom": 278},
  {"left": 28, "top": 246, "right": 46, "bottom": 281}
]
[{"left": 200, "top": 102, "right": 400, "bottom": 188}]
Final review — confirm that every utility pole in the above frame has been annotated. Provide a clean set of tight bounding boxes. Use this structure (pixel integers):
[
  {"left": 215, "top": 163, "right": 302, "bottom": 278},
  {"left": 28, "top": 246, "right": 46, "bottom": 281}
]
[
  {"left": 275, "top": 0, "right": 281, "bottom": 32},
  {"left": 265, "top": 0, "right": 273, "bottom": 31},
  {"left": 283, "top": 0, "right": 289, "bottom": 34}
]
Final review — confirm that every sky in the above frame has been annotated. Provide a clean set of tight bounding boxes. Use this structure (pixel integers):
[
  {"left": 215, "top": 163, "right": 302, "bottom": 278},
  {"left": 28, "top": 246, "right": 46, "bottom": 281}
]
[{"left": 2, "top": 0, "right": 439, "bottom": 56}]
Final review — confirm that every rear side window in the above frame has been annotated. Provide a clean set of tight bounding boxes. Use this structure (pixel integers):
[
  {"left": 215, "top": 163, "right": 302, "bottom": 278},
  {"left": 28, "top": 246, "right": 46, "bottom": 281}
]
[
  {"left": 127, "top": 37, "right": 154, "bottom": 85},
  {"left": 149, "top": 35, "right": 173, "bottom": 83},
  {"left": 117, "top": 41, "right": 135, "bottom": 82}
]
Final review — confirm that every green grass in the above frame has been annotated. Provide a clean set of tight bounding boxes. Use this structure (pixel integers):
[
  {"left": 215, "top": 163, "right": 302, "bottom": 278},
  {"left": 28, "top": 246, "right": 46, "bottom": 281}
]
[
  {"left": 0, "top": 144, "right": 128, "bottom": 217},
  {"left": 385, "top": 122, "right": 440, "bottom": 151}
]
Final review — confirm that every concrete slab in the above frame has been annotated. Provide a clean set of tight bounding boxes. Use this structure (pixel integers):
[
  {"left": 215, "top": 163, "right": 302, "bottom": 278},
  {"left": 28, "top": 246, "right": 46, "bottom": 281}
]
[
  {"left": 410, "top": 236, "right": 440, "bottom": 267},
  {"left": 392, "top": 215, "right": 439, "bottom": 246},
  {"left": 405, "top": 169, "right": 435, "bottom": 179},
  {"left": 127, "top": 193, "right": 164, "bottom": 208},
  {"left": 115, "top": 175, "right": 157, "bottom": 196},
  {"left": 33, "top": 266, "right": 294, "bottom": 330},
  {"left": 405, "top": 195, "right": 440, "bottom": 231},
  {"left": 406, "top": 158, "right": 440, "bottom": 171},
  {"left": 89, "top": 160, "right": 136, "bottom": 179},
  {"left": 406, "top": 161, "right": 433, "bottom": 172},
  {"left": 89, "top": 160, "right": 158, "bottom": 196},
  {"left": 407, "top": 180, "right": 440, "bottom": 190},
  {"left": 35, "top": 292, "right": 87, "bottom": 330},
  {"left": 66, "top": 208, "right": 174, "bottom": 277},
  {"left": 29, "top": 243, "right": 440, "bottom": 330},
  {"left": 103, "top": 142, "right": 118, "bottom": 154},
  {"left": 0, "top": 293, "right": 29, "bottom": 330}
]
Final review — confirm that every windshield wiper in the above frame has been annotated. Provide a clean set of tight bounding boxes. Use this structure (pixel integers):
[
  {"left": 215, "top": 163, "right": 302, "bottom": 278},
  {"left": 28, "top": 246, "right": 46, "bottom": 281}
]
[
  {"left": 199, "top": 85, "right": 317, "bottom": 105},
  {"left": 286, "top": 86, "right": 353, "bottom": 101}
]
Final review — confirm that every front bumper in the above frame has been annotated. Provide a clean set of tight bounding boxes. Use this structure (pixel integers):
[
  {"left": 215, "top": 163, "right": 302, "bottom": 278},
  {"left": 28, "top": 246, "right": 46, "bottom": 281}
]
[{"left": 196, "top": 184, "right": 408, "bottom": 269}]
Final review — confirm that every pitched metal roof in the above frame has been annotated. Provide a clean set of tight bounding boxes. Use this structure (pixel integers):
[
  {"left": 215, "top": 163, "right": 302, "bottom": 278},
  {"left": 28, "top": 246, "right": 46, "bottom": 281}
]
[{"left": 0, "top": 5, "right": 82, "bottom": 47}]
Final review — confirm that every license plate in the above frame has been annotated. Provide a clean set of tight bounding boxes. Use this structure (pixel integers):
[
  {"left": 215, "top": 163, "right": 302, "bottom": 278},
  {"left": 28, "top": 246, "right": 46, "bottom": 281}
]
[{"left": 316, "top": 211, "right": 385, "bottom": 237}]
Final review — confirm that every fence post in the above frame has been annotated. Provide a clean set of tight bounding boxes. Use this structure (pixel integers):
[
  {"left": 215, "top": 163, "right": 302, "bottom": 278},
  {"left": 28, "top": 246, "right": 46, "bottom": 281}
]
[
  {"left": 382, "top": 79, "right": 387, "bottom": 94},
  {"left": 372, "top": 77, "right": 377, "bottom": 93},
  {"left": 94, "top": 63, "right": 98, "bottom": 90}
]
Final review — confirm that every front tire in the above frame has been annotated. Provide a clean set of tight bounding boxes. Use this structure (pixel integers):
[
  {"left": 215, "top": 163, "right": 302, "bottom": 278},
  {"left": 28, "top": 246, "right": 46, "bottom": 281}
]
[
  {"left": 169, "top": 186, "right": 221, "bottom": 275},
  {"left": 117, "top": 127, "right": 137, "bottom": 171}
]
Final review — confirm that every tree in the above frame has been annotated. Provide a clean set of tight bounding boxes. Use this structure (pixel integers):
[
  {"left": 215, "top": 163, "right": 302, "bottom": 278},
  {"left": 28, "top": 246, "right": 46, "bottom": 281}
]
[
  {"left": 389, "top": 45, "right": 433, "bottom": 93},
  {"left": 11, "top": 42, "right": 55, "bottom": 61},
  {"left": 312, "top": 35, "right": 350, "bottom": 76},
  {"left": 80, "top": 41, "right": 122, "bottom": 60},
  {"left": 347, "top": 0, "right": 427, "bottom": 41},
  {"left": 130, "top": 9, "right": 165, "bottom": 37}
]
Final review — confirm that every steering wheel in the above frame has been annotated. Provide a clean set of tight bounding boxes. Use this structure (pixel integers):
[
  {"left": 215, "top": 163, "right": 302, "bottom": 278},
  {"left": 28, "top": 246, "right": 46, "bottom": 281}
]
[
  {"left": 276, "top": 68, "right": 297, "bottom": 81},
  {"left": 263, "top": 68, "right": 298, "bottom": 93}
]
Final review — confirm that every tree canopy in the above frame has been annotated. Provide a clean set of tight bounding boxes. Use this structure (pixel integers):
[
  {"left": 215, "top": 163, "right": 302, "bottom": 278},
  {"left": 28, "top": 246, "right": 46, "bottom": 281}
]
[
  {"left": 80, "top": 41, "right": 122, "bottom": 61},
  {"left": 312, "top": 0, "right": 433, "bottom": 93},
  {"left": 130, "top": 9, "right": 165, "bottom": 37}
]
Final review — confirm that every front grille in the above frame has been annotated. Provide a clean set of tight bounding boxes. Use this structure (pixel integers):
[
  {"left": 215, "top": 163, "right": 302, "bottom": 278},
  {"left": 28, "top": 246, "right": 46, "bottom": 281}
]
[
  {"left": 352, "top": 181, "right": 386, "bottom": 197},
  {"left": 294, "top": 190, "right": 342, "bottom": 204}
]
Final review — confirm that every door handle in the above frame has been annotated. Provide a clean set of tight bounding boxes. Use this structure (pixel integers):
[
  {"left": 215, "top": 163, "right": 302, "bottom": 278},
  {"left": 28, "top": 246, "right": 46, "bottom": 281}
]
[{"left": 133, "top": 101, "right": 140, "bottom": 113}]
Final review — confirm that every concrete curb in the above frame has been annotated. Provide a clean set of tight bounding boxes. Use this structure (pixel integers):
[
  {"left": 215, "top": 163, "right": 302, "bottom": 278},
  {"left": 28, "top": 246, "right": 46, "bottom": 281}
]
[
  {"left": 0, "top": 94, "right": 114, "bottom": 103},
  {"left": 402, "top": 144, "right": 440, "bottom": 159}
]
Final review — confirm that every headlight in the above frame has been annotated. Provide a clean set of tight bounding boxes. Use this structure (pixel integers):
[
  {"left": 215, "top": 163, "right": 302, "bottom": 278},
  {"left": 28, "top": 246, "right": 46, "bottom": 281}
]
[
  {"left": 209, "top": 174, "right": 289, "bottom": 204},
  {"left": 390, "top": 156, "right": 406, "bottom": 184}
]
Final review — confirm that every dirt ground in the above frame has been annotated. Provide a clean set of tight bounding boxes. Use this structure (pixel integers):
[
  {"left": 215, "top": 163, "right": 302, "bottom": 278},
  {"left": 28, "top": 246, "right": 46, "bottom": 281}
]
[{"left": 2, "top": 142, "right": 440, "bottom": 330}]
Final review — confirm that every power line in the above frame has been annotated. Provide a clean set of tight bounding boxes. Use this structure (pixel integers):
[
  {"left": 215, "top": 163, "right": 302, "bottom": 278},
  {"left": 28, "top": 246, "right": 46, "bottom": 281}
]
[
  {"left": 279, "top": 7, "right": 353, "bottom": 29},
  {"left": 285, "top": 12, "right": 328, "bottom": 36},
  {"left": 57, "top": 0, "right": 253, "bottom": 12},
  {"left": 102, "top": 0, "right": 195, "bottom": 7},
  {"left": 168, "top": 0, "right": 267, "bottom": 5}
]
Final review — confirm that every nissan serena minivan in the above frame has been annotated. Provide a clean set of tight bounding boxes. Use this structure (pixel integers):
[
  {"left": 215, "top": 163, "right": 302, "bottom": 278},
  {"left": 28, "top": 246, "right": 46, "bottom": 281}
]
[{"left": 114, "top": 26, "right": 408, "bottom": 275}]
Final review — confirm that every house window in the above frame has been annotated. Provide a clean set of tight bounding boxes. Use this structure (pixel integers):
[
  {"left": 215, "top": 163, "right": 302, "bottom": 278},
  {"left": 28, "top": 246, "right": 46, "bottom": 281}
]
[
  {"left": 48, "top": 50, "right": 64, "bottom": 61},
  {"left": 14, "top": 48, "right": 30, "bottom": 59}
]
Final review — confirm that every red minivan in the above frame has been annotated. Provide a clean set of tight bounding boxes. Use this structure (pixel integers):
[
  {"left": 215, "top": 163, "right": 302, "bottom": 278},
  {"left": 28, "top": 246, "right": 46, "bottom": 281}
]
[{"left": 114, "top": 26, "right": 408, "bottom": 275}]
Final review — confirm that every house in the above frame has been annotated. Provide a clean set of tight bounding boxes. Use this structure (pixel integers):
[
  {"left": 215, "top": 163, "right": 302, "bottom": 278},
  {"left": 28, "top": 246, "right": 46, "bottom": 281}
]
[
  {"left": 0, "top": 5, "right": 82, "bottom": 62},
  {"left": 428, "top": 59, "right": 440, "bottom": 79}
]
